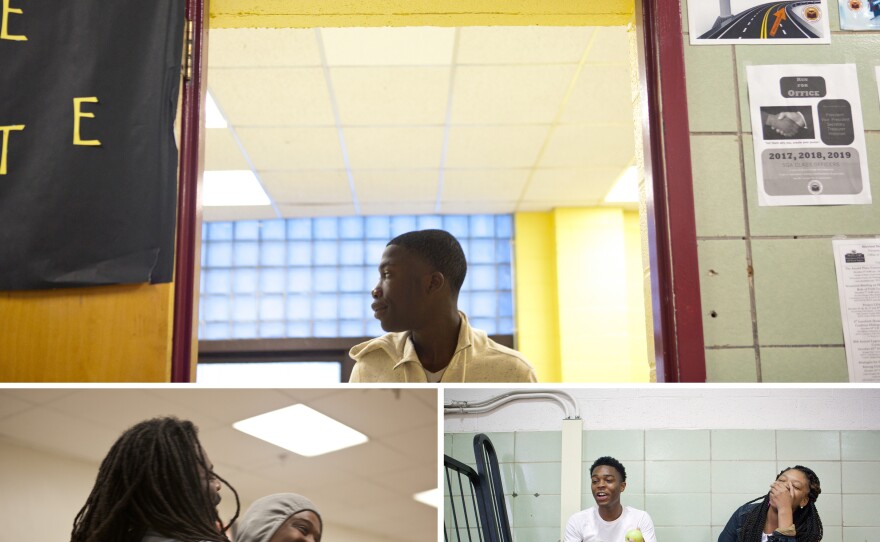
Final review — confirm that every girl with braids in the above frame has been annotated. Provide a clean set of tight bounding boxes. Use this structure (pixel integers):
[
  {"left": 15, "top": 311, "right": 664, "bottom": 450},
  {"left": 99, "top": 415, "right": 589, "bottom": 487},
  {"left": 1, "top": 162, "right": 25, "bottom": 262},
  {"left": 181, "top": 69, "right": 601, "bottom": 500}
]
[
  {"left": 70, "top": 417, "right": 240, "bottom": 542},
  {"left": 718, "top": 465, "right": 823, "bottom": 542}
]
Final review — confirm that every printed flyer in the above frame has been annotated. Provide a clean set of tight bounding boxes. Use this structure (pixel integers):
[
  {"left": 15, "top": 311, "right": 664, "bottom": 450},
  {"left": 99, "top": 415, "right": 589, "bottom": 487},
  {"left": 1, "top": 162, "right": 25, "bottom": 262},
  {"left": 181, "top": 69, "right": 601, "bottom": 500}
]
[
  {"left": 688, "top": 0, "right": 831, "bottom": 44},
  {"left": 746, "top": 64, "right": 871, "bottom": 206},
  {"left": 838, "top": 0, "right": 880, "bottom": 29},
  {"left": 833, "top": 237, "right": 880, "bottom": 383}
]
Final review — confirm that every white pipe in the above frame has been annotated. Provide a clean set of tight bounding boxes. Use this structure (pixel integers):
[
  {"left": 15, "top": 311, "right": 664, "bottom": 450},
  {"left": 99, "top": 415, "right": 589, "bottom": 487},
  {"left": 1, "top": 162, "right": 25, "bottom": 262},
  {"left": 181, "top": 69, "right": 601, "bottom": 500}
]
[{"left": 444, "top": 389, "right": 580, "bottom": 419}]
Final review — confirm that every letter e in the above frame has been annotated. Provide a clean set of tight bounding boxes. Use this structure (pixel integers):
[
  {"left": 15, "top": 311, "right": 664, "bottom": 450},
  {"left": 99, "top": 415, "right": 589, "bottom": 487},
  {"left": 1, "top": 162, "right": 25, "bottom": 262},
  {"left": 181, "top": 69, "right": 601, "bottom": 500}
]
[
  {"left": 73, "top": 97, "right": 102, "bottom": 146},
  {"left": 1, "top": 0, "right": 27, "bottom": 41}
]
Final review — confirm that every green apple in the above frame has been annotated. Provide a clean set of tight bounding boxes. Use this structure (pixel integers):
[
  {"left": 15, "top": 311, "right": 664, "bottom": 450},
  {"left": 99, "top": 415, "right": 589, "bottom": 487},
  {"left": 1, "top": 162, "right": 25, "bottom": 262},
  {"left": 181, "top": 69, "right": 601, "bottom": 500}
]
[{"left": 625, "top": 529, "right": 644, "bottom": 542}]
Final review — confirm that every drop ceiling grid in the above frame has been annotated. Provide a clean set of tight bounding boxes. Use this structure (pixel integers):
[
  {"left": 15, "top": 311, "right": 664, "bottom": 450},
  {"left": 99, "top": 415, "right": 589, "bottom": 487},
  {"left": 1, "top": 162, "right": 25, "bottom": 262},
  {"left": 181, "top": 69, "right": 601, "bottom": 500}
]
[{"left": 204, "top": 26, "right": 636, "bottom": 220}]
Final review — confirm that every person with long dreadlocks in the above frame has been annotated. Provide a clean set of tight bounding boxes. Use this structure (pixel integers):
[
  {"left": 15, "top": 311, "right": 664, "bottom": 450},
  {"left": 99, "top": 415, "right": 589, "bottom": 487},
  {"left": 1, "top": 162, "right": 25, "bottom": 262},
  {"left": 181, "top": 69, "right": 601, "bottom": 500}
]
[
  {"left": 70, "top": 417, "right": 240, "bottom": 542},
  {"left": 718, "top": 465, "right": 823, "bottom": 542}
]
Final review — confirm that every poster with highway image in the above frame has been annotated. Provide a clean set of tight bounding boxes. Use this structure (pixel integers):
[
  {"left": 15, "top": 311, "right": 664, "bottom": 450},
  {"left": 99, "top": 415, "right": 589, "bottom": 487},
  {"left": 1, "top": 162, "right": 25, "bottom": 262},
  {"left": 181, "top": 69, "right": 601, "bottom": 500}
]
[
  {"left": 746, "top": 64, "right": 871, "bottom": 206},
  {"left": 688, "top": 0, "right": 831, "bottom": 44},
  {"left": 838, "top": 0, "right": 880, "bottom": 30}
]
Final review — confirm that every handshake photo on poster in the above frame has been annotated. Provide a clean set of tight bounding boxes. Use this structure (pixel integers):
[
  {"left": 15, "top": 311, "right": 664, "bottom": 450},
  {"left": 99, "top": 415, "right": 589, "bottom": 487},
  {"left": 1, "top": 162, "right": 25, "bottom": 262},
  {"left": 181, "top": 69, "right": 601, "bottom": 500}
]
[{"left": 760, "top": 105, "right": 815, "bottom": 140}]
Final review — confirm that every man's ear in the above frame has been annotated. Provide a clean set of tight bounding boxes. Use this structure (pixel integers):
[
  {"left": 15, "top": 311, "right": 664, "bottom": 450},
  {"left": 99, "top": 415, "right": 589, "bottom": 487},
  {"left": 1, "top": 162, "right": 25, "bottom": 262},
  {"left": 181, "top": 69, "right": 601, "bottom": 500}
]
[
  {"left": 620, "top": 481, "right": 626, "bottom": 493},
  {"left": 426, "top": 271, "right": 446, "bottom": 294}
]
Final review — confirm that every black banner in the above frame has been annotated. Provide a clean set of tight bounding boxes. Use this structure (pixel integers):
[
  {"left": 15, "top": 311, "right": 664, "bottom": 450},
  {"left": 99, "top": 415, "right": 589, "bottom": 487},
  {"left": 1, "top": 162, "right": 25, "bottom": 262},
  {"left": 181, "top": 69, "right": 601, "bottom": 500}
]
[{"left": 0, "top": 0, "right": 184, "bottom": 290}]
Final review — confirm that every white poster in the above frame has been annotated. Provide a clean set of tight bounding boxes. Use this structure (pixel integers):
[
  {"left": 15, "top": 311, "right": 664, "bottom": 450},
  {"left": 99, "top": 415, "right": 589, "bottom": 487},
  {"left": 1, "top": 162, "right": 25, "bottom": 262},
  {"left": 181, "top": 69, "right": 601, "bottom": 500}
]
[
  {"left": 833, "top": 238, "right": 880, "bottom": 383},
  {"left": 688, "top": 0, "right": 831, "bottom": 44},
  {"left": 838, "top": 0, "right": 880, "bottom": 30},
  {"left": 746, "top": 64, "right": 871, "bottom": 206}
]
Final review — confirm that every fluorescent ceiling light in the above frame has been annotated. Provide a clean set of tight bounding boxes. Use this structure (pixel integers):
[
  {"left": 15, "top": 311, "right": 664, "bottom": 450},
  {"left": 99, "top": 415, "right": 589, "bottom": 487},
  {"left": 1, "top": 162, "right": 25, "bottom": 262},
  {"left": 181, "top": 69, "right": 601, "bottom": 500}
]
[
  {"left": 205, "top": 90, "right": 227, "bottom": 128},
  {"left": 233, "top": 404, "right": 369, "bottom": 457},
  {"left": 414, "top": 488, "right": 440, "bottom": 508},
  {"left": 203, "top": 170, "right": 271, "bottom": 206},
  {"left": 604, "top": 166, "right": 640, "bottom": 204}
]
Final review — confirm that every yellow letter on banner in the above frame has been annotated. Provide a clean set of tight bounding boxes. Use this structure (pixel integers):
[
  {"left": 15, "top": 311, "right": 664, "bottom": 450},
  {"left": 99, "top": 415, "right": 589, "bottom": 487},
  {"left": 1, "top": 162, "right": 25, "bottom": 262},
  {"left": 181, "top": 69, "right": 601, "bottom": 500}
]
[
  {"left": 73, "top": 97, "right": 102, "bottom": 146},
  {"left": 1, "top": 0, "right": 27, "bottom": 41},
  {"left": 0, "top": 124, "right": 25, "bottom": 175}
]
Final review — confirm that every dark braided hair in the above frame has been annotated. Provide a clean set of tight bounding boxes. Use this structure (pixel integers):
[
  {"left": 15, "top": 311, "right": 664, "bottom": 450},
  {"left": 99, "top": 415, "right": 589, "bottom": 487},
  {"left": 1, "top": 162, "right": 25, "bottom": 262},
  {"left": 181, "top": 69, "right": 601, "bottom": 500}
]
[
  {"left": 737, "top": 465, "right": 823, "bottom": 542},
  {"left": 71, "top": 417, "right": 240, "bottom": 542}
]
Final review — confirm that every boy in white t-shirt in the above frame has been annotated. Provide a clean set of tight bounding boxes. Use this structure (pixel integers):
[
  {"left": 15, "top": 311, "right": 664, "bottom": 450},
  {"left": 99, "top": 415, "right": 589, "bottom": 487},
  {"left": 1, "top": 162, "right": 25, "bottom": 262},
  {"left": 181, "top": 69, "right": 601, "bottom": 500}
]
[{"left": 564, "top": 456, "right": 657, "bottom": 542}]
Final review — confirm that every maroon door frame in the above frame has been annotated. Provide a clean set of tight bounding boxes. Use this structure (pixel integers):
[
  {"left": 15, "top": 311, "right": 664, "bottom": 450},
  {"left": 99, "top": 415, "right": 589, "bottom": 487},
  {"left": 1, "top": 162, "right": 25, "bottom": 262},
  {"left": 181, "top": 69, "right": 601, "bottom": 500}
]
[{"left": 171, "top": 0, "right": 707, "bottom": 382}]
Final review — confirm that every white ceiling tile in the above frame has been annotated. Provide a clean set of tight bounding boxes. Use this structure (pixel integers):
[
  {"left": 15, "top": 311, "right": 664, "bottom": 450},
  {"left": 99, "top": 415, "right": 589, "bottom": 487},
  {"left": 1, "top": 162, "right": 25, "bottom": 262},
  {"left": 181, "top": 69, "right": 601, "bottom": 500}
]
[
  {"left": 260, "top": 170, "right": 353, "bottom": 204},
  {"left": 204, "top": 128, "right": 250, "bottom": 171},
  {"left": 344, "top": 127, "right": 445, "bottom": 169},
  {"left": 354, "top": 170, "right": 438, "bottom": 203},
  {"left": 277, "top": 203, "right": 358, "bottom": 217},
  {"left": 441, "top": 169, "right": 530, "bottom": 202},
  {"left": 445, "top": 125, "right": 549, "bottom": 168},
  {"left": 457, "top": 26, "right": 595, "bottom": 64},
  {"left": 539, "top": 124, "right": 635, "bottom": 168},
  {"left": 237, "top": 127, "right": 345, "bottom": 170},
  {"left": 209, "top": 68, "right": 334, "bottom": 126},
  {"left": 320, "top": 27, "right": 455, "bottom": 66},
  {"left": 330, "top": 66, "right": 450, "bottom": 125},
  {"left": 308, "top": 389, "right": 435, "bottom": 440},
  {"left": 207, "top": 28, "right": 322, "bottom": 68},
  {"left": 522, "top": 167, "right": 623, "bottom": 203},
  {"left": 584, "top": 26, "right": 633, "bottom": 65},
  {"left": 438, "top": 201, "right": 518, "bottom": 214},
  {"left": 514, "top": 200, "right": 563, "bottom": 212},
  {"left": 560, "top": 65, "right": 635, "bottom": 124},
  {"left": 451, "top": 65, "right": 575, "bottom": 124},
  {"left": 0, "top": 406, "right": 119, "bottom": 464},
  {"left": 203, "top": 205, "right": 278, "bottom": 222}
]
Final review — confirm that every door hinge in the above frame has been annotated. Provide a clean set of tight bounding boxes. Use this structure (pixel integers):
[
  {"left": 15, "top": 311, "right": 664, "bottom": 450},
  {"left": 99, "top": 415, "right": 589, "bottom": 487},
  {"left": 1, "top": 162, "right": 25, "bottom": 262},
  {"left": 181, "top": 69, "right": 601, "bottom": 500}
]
[{"left": 183, "top": 18, "right": 194, "bottom": 81}]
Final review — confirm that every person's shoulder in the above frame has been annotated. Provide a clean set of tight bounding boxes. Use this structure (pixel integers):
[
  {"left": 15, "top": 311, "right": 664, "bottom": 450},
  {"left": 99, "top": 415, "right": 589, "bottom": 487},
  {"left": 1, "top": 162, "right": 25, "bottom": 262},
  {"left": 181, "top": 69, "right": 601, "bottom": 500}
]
[
  {"left": 349, "top": 332, "right": 407, "bottom": 362},
  {"left": 567, "top": 505, "right": 597, "bottom": 522},
  {"left": 624, "top": 505, "right": 654, "bottom": 520}
]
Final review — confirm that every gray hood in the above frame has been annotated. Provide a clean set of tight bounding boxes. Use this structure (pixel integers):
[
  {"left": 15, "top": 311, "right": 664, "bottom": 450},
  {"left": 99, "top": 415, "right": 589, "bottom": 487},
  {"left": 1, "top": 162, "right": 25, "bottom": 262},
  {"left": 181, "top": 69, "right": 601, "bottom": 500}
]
[{"left": 236, "top": 493, "right": 321, "bottom": 542}]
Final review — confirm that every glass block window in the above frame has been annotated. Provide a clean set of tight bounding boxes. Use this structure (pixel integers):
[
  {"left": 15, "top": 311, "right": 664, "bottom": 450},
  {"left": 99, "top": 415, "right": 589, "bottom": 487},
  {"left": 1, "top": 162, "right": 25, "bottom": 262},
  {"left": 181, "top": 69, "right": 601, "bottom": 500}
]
[{"left": 199, "top": 214, "right": 515, "bottom": 340}]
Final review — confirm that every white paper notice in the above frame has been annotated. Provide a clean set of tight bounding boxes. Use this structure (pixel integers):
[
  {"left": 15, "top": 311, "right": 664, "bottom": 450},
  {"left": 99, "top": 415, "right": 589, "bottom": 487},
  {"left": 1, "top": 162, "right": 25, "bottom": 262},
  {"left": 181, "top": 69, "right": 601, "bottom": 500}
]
[
  {"left": 833, "top": 238, "right": 880, "bottom": 383},
  {"left": 746, "top": 64, "right": 872, "bottom": 206}
]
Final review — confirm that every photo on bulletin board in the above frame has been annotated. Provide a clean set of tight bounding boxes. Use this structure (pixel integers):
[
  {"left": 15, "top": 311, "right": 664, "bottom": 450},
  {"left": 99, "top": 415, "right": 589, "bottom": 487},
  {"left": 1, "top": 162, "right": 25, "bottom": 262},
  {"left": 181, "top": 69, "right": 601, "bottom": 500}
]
[
  {"left": 838, "top": 0, "right": 880, "bottom": 29},
  {"left": 687, "top": 0, "right": 831, "bottom": 44}
]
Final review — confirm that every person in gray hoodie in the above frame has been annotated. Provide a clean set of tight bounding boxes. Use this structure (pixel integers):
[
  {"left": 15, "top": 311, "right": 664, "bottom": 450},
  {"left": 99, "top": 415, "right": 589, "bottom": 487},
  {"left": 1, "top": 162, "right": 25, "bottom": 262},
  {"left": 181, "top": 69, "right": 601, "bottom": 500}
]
[{"left": 236, "top": 493, "right": 322, "bottom": 542}]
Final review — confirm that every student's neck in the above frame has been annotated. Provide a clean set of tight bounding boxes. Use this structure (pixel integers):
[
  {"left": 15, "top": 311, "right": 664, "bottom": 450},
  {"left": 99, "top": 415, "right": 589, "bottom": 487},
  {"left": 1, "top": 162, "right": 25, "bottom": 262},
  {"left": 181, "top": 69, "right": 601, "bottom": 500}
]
[
  {"left": 411, "top": 309, "right": 461, "bottom": 373},
  {"left": 597, "top": 502, "right": 623, "bottom": 522}
]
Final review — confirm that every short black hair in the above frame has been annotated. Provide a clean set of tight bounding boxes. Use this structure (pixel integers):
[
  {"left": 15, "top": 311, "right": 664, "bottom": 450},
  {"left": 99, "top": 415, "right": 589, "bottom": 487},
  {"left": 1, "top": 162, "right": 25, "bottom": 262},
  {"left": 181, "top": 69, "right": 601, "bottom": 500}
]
[
  {"left": 590, "top": 456, "right": 626, "bottom": 482},
  {"left": 388, "top": 229, "right": 467, "bottom": 294}
]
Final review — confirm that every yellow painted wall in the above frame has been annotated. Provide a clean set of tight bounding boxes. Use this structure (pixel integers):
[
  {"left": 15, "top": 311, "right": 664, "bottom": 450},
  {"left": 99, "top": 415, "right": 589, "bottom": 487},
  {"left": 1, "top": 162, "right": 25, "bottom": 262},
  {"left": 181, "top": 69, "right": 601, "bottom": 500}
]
[
  {"left": 515, "top": 208, "right": 650, "bottom": 382},
  {"left": 210, "top": 0, "right": 635, "bottom": 28}
]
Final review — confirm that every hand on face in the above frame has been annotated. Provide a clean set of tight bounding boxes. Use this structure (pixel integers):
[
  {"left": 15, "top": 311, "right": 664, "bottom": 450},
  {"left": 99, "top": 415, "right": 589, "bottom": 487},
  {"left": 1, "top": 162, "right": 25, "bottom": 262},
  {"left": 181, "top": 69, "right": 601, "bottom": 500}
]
[{"left": 769, "top": 480, "right": 794, "bottom": 511}]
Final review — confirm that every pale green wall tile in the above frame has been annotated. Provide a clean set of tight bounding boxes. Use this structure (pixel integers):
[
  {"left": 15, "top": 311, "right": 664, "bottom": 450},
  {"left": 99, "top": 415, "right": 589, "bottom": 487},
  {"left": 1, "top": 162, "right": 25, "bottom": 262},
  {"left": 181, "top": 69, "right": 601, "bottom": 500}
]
[
  {"left": 646, "top": 460, "right": 710, "bottom": 492},
  {"left": 843, "top": 526, "right": 880, "bottom": 542},
  {"left": 511, "top": 494, "right": 560, "bottom": 528},
  {"left": 801, "top": 460, "right": 843, "bottom": 494},
  {"left": 581, "top": 460, "right": 645, "bottom": 494},
  {"left": 691, "top": 135, "right": 746, "bottom": 237},
  {"left": 842, "top": 461, "right": 880, "bottom": 493},
  {"left": 698, "top": 240, "right": 755, "bottom": 347},
  {"left": 745, "top": 133, "right": 880, "bottom": 236},
  {"left": 654, "top": 526, "right": 712, "bottom": 542},
  {"left": 817, "top": 493, "right": 843, "bottom": 527},
  {"left": 821, "top": 526, "right": 843, "bottom": 542},
  {"left": 515, "top": 431, "right": 561, "bottom": 463},
  {"left": 706, "top": 348, "right": 759, "bottom": 382},
  {"left": 735, "top": 35, "right": 880, "bottom": 132},
  {"left": 647, "top": 493, "right": 711, "bottom": 526},
  {"left": 684, "top": 42, "right": 739, "bottom": 132},
  {"left": 777, "top": 430, "right": 841, "bottom": 460},
  {"left": 752, "top": 239, "right": 844, "bottom": 345},
  {"left": 646, "top": 430, "right": 710, "bottom": 460},
  {"left": 515, "top": 462, "right": 561, "bottom": 495},
  {"left": 584, "top": 430, "right": 644, "bottom": 461},
  {"left": 842, "top": 431, "right": 880, "bottom": 460},
  {"left": 712, "top": 493, "right": 758, "bottom": 526},
  {"left": 711, "top": 461, "right": 777, "bottom": 493},
  {"left": 842, "top": 494, "right": 880, "bottom": 526},
  {"left": 760, "top": 346, "right": 849, "bottom": 382},
  {"left": 500, "top": 462, "right": 517, "bottom": 495},
  {"left": 712, "top": 429, "right": 776, "bottom": 459},
  {"left": 512, "top": 527, "right": 559, "bottom": 542}
]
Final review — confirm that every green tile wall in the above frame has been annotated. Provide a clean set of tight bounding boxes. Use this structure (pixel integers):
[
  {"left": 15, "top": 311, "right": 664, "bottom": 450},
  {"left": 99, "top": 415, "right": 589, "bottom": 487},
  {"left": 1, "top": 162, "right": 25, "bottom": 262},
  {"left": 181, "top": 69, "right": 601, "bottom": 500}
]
[
  {"left": 445, "top": 430, "right": 880, "bottom": 541},
  {"left": 681, "top": 0, "right": 880, "bottom": 381}
]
